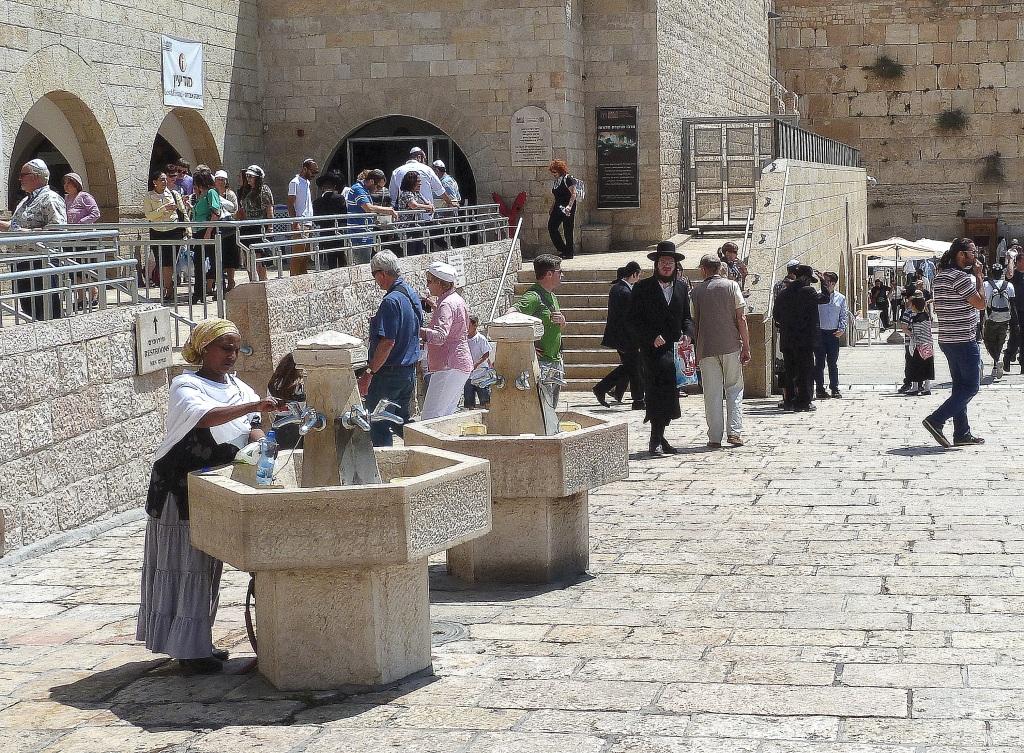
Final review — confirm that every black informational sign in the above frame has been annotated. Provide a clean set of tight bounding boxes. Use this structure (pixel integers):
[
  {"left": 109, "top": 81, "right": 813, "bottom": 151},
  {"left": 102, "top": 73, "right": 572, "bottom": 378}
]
[{"left": 596, "top": 106, "right": 640, "bottom": 209}]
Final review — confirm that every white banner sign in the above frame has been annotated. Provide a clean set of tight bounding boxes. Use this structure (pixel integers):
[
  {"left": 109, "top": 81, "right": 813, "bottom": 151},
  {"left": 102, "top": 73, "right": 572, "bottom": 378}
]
[{"left": 162, "top": 35, "right": 203, "bottom": 109}]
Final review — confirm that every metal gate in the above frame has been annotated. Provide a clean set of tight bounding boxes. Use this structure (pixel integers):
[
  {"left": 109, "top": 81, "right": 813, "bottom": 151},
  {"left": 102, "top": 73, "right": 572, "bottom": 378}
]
[{"left": 684, "top": 117, "right": 780, "bottom": 230}]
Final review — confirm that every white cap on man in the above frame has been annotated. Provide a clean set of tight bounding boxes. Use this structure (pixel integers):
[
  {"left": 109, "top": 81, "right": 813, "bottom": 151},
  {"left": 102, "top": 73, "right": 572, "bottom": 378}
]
[
  {"left": 410, "top": 147, "right": 425, "bottom": 156},
  {"left": 426, "top": 261, "right": 458, "bottom": 283},
  {"left": 432, "top": 160, "right": 446, "bottom": 170},
  {"left": 213, "top": 170, "right": 229, "bottom": 180}
]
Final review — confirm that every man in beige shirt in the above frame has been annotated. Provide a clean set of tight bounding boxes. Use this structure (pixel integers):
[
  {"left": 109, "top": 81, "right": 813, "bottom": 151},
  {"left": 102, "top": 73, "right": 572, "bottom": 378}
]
[{"left": 690, "top": 253, "right": 751, "bottom": 447}]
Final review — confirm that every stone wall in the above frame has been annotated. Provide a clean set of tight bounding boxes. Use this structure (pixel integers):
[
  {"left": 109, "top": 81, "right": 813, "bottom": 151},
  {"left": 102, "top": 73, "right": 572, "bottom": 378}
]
[
  {"left": 228, "top": 240, "right": 522, "bottom": 405},
  {"left": 656, "top": 0, "right": 773, "bottom": 233},
  {"left": 0, "top": 1, "right": 262, "bottom": 215},
  {"left": 743, "top": 159, "right": 868, "bottom": 396},
  {"left": 775, "top": 0, "right": 1024, "bottom": 241},
  {"left": 0, "top": 306, "right": 168, "bottom": 554}
]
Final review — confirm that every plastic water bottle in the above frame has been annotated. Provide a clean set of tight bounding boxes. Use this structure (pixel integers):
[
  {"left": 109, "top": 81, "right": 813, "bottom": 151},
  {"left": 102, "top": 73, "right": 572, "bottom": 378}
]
[{"left": 255, "top": 430, "right": 278, "bottom": 487}]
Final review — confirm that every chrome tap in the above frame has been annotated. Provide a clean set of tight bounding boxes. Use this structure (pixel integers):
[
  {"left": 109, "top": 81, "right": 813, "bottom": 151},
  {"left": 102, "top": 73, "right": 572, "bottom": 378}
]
[
  {"left": 538, "top": 362, "right": 567, "bottom": 389},
  {"left": 471, "top": 367, "right": 505, "bottom": 390},
  {"left": 514, "top": 370, "right": 531, "bottom": 391},
  {"left": 340, "top": 400, "right": 405, "bottom": 432},
  {"left": 272, "top": 401, "right": 327, "bottom": 435}
]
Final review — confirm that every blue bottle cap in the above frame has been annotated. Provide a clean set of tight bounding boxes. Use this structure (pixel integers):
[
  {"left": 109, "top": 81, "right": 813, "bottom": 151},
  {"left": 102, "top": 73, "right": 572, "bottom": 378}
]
[{"left": 266, "top": 430, "right": 276, "bottom": 441}]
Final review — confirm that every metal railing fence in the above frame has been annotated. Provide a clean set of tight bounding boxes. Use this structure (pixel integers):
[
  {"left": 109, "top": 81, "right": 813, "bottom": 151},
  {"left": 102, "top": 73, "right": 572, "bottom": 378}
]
[
  {"left": 774, "top": 120, "right": 861, "bottom": 168},
  {"left": 0, "top": 230, "right": 138, "bottom": 327},
  {"left": 0, "top": 204, "right": 509, "bottom": 331}
]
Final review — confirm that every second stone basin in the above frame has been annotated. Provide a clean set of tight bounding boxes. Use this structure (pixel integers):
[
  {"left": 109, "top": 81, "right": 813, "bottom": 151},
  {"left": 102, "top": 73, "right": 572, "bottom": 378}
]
[
  {"left": 403, "top": 409, "right": 628, "bottom": 583},
  {"left": 188, "top": 446, "right": 491, "bottom": 572},
  {"left": 402, "top": 409, "right": 629, "bottom": 499}
]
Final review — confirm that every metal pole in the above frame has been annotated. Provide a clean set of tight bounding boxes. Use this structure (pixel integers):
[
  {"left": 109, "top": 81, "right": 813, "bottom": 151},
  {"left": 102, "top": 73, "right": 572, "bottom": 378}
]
[{"left": 488, "top": 218, "right": 523, "bottom": 324}]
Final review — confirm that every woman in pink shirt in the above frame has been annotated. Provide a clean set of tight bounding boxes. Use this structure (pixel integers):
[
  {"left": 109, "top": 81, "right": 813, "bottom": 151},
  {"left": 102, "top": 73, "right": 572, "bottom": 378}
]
[
  {"left": 419, "top": 260, "right": 472, "bottom": 419},
  {"left": 64, "top": 172, "right": 101, "bottom": 308}
]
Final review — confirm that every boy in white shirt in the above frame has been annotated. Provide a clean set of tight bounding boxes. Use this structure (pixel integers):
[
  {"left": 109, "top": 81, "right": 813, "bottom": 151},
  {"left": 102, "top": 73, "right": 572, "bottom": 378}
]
[{"left": 464, "top": 315, "right": 493, "bottom": 408}]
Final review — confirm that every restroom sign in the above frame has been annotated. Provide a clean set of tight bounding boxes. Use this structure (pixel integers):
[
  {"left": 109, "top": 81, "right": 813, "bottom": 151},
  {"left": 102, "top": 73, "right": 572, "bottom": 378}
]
[
  {"left": 136, "top": 308, "right": 173, "bottom": 374},
  {"left": 162, "top": 35, "right": 204, "bottom": 109}
]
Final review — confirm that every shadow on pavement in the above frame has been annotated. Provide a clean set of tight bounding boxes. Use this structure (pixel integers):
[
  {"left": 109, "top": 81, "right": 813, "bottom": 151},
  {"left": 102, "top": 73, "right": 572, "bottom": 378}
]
[
  {"left": 887, "top": 445, "right": 957, "bottom": 456},
  {"left": 49, "top": 658, "right": 441, "bottom": 731},
  {"left": 427, "top": 563, "right": 595, "bottom": 598}
]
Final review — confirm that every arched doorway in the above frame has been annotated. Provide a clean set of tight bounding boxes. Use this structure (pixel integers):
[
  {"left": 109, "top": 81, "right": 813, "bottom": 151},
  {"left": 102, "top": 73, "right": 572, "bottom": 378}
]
[
  {"left": 326, "top": 116, "right": 477, "bottom": 205},
  {"left": 151, "top": 108, "right": 221, "bottom": 175},
  {"left": 8, "top": 92, "right": 118, "bottom": 215}
]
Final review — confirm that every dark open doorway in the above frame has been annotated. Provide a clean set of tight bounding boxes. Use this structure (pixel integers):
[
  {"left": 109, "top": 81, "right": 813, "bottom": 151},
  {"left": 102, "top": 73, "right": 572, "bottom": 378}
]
[{"left": 326, "top": 116, "right": 477, "bottom": 205}]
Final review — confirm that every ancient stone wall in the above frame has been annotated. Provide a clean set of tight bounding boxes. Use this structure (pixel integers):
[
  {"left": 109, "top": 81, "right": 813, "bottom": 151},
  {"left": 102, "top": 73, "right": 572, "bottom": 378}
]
[
  {"left": 228, "top": 240, "right": 522, "bottom": 412},
  {"left": 657, "top": 0, "right": 773, "bottom": 234},
  {"left": 0, "top": 2, "right": 262, "bottom": 215},
  {"left": 0, "top": 306, "right": 168, "bottom": 554},
  {"left": 743, "top": 159, "right": 868, "bottom": 396},
  {"left": 775, "top": 0, "right": 1024, "bottom": 241},
  {"left": 259, "top": 0, "right": 580, "bottom": 254}
]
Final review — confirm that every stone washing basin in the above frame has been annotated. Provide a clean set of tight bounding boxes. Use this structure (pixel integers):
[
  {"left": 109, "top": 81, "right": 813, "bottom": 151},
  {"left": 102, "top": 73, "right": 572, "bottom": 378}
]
[
  {"left": 403, "top": 409, "right": 628, "bottom": 583},
  {"left": 186, "top": 446, "right": 491, "bottom": 690},
  {"left": 188, "top": 446, "right": 491, "bottom": 571},
  {"left": 402, "top": 409, "right": 628, "bottom": 499}
]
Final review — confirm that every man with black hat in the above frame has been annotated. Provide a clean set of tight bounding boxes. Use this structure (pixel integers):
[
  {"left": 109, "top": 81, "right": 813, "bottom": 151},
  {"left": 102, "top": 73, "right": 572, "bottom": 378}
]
[
  {"left": 594, "top": 261, "right": 644, "bottom": 409},
  {"left": 630, "top": 242, "right": 694, "bottom": 454},
  {"left": 773, "top": 264, "right": 821, "bottom": 411}
]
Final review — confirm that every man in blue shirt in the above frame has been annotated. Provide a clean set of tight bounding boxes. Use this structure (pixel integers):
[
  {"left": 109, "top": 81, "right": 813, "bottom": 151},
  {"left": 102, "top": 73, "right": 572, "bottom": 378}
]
[
  {"left": 358, "top": 250, "right": 423, "bottom": 446},
  {"left": 814, "top": 271, "right": 848, "bottom": 399},
  {"left": 346, "top": 169, "right": 396, "bottom": 245}
]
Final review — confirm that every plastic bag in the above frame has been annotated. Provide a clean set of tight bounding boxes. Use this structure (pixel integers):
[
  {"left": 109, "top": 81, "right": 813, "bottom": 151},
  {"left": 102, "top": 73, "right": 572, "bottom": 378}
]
[{"left": 675, "top": 340, "right": 699, "bottom": 387}]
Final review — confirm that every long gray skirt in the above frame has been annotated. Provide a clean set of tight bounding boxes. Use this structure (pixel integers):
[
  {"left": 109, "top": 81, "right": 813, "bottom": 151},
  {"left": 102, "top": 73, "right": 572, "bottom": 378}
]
[{"left": 136, "top": 494, "right": 222, "bottom": 659}]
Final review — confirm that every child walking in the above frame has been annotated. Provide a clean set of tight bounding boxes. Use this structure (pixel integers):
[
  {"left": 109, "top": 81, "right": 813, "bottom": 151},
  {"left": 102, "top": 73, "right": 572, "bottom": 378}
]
[{"left": 906, "top": 294, "right": 934, "bottom": 396}]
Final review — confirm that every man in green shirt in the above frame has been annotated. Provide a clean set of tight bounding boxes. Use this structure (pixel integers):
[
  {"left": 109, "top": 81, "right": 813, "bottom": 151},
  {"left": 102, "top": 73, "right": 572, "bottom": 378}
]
[{"left": 515, "top": 254, "right": 566, "bottom": 401}]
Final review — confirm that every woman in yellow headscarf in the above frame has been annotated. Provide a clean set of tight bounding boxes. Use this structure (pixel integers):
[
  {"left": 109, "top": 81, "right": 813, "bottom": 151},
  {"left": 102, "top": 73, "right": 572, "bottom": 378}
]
[{"left": 137, "top": 318, "right": 280, "bottom": 674}]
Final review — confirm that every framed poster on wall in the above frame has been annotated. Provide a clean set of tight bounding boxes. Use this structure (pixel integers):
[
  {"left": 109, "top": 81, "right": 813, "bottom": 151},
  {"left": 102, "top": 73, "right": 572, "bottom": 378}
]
[{"left": 596, "top": 106, "right": 640, "bottom": 209}]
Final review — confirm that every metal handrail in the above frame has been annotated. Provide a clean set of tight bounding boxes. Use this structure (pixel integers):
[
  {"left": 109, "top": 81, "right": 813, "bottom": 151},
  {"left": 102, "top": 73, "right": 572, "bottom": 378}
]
[{"left": 489, "top": 218, "right": 524, "bottom": 323}]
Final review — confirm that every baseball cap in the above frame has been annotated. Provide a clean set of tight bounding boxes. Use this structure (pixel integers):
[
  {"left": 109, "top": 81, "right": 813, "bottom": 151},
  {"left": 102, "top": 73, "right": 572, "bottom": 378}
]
[
  {"left": 431, "top": 160, "right": 446, "bottom": 169},
  {"left": 213, "top": 170, "right": 229, "bottom": 180},
  {"left": 409, "top": 147, "right": 425, "bottom": 155}
]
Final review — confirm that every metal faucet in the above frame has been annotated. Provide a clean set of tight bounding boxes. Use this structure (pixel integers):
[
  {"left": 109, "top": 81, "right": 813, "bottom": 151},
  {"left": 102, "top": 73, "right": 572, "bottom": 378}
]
[
  {"left": 538, "top": 362, "right": 567, "bottom": 389},
  {"left": 272, "top": 401, "right": 327, "bottom": 436},
  {"left": 340, "top": 400, "right": 405, "bottom": 432},
  {"left": 471, "top": 367, "right": 505, "bottom": 390},
  {"left": 514, "top": 371, "right": 531, "bottom": 391}
]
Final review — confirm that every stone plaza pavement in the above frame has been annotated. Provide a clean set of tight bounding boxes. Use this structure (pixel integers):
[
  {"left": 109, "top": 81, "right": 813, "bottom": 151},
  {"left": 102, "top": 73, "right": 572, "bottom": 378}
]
[{"left": 3, "top": 343, "right": 1024, "bottom": 752}]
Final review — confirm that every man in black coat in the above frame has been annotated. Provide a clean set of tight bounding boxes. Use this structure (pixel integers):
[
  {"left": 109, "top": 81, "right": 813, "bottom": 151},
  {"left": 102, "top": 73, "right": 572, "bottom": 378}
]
[
  {"left": 594, "top": 261, "right": 645, "bottom": 409},
  {"left": 773, "top": 264, "right": 822, "bottom": 412},
  {"left": 630, "top": 242, "right": 695, "bottom": 455}
]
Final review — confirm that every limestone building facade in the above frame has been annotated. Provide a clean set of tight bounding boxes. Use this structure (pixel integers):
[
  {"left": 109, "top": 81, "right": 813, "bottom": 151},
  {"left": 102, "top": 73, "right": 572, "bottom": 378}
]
[
  {"left": 1, "top": 0, "right": 773, "bottom": 249},
  {"left": 775, "top": 0, "right": 1024, "bottom": 243}
]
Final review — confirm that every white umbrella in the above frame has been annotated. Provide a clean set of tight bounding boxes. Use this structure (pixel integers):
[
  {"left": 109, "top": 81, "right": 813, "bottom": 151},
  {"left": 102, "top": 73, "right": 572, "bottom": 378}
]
[{"left": 854, "top": 237, "right": 938, "bottom": 258}]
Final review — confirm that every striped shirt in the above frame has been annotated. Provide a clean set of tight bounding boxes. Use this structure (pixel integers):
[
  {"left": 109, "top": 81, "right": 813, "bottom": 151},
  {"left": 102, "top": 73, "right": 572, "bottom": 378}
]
[{"left": 932, "top": 267, "right": 979, "bottom": 344}]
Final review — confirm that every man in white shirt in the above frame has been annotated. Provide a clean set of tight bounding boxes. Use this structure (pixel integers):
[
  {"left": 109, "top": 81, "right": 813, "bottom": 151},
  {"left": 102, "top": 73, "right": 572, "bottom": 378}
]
[
  {"left": 389, "top": 148, "right": 451, "bottom": 210},
  {"left": 982, "top": 263, "right": 1016, "bottom": 380},
  {"left": 287, "top": 158, "right": 319, "bottom": 276},
  {"left": 814, "top": 271, "right": 848, "bottom": 399}
]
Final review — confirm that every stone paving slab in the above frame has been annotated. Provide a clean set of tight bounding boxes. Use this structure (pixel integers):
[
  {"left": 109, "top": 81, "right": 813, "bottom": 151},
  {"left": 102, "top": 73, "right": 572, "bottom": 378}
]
[{"left": 2, "top": 343, "right": 1024, "bottom": 751}]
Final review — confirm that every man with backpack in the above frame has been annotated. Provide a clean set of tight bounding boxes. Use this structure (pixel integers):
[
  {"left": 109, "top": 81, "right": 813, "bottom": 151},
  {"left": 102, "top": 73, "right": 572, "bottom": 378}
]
[{"left": 983, "top": 263, "right": 1016, "bottom": 380}]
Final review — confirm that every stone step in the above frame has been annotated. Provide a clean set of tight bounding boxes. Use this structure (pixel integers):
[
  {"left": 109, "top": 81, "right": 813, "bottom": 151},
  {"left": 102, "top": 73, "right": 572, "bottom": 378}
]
[
  {"left": 564, "top": 362, "right": 623, "bottom": 379},
  {"left": 562, "top": 348, "right": 620, "bottom": 365},
  {"left": 563, "top": 307, "right": 608, "bottom": 323},
  {"left": 563, "top": 321, "right": 604, "bottom": 335},
  {"left": 562, "top": 334, "right": 604, "bottom": 349},
  {"left": 555, "top": 294, "right": 612, "bottom": 308},
  {"left": 514, "top": 280, "right": 610, "bottom": 296}
]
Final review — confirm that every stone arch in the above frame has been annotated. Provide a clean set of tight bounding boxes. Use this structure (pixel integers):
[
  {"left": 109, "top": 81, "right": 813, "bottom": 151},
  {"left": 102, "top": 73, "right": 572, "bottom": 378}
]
[
  {"left": 300, "top": 90, "right": 498, "bottom": 194},
  {"left": 1, "top": 45, "right": 123, "bottom": 215},
  {"left": 154, "top": 107, "right": 222, "bottom": 171}
]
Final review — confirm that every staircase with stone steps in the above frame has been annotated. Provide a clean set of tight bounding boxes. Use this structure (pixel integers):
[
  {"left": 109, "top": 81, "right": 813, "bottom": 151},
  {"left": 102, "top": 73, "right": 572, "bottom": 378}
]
[{"left": 513, "top": 264, "right": 703, "bottom": 393}]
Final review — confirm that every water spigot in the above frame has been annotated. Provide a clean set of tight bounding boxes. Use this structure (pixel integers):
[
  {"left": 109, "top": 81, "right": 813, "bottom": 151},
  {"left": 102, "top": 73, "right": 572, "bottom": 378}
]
[
  {"left": 340, "top": 404, "right": 372, "bottom": 431},
  {"left": 538, "top": 362, "right": 567, "bottom": 388},
  {"left": 514, "top": 371, "right": 531, "bottom": 391},
  {"left": 370, "top": 399, "right": 404, "bottom": 426},
  {"left": 272, "top": 402, "right": 327, "bottom": 436},
  {"left": 471, "top": 367, "right": 505, "bottom": 390},
  {"left": 271, "top": 401, "right": 305, "bottom": 430},
  {"left": 299, "top": 409, "right": 327, "bottom": 436}
]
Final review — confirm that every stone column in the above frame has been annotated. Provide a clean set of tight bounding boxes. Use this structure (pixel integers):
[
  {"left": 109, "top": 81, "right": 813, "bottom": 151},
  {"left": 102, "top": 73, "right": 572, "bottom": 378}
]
[{"left": 483, "top": 312, "right": 546, "bottom": 436}]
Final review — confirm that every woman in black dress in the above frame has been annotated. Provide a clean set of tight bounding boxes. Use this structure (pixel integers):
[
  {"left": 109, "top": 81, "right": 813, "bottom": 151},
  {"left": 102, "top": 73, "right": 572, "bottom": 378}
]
[{"left": 547, "top": 159, "right": 578, "bottom": 259}]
